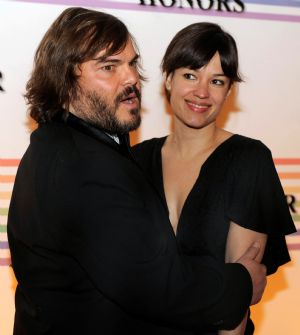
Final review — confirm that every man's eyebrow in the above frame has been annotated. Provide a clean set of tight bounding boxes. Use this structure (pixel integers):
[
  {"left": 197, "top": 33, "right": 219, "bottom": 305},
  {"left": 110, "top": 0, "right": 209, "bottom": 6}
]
[
  {"left": 93, "top": 56, "right": 121, "bottom": 64},
  {"left": 93, "top": 53, "right": 140, "bottom": 64}
]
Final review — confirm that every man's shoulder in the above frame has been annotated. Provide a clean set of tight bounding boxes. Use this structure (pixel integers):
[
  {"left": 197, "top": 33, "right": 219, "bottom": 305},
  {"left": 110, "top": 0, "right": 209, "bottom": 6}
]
[
  {"left": 132, "top": 136, "right": 166, "bottom": 157},
  {"left": 30, "top": 121, "right": 128, "bottom": 176}
]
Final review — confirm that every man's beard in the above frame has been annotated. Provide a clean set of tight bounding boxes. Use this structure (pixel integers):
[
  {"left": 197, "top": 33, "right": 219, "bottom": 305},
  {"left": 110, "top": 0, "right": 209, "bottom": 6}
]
[{"left": 72, "top": 85, "right": 141, "bottom": 135}]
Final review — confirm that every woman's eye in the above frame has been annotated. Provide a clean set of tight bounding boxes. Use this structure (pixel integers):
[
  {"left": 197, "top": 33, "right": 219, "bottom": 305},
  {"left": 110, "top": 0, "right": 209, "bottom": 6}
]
[
  {"left": 183, "top": 73, "right": 196, "bottom": 80},
  {"left": 212, "top": 79, "right": 225, "bottom": 86}
]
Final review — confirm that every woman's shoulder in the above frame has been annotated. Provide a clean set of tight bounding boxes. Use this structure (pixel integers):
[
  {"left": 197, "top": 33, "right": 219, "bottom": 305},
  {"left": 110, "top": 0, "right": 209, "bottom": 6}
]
[{"left": 229, "top": 134, "right": 272, "bottom": 158}]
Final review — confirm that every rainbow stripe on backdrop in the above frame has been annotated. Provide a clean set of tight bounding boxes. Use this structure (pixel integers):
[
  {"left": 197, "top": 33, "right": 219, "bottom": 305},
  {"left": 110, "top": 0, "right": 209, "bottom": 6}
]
[
  {"left": 273, "top": 158, "right": 300, "bottom": 252},
  {"left": 0, "top": 159, "right": 20, "bottom": 266},
  {"left": 0, "top": 158, "right": 300, "bottom": 266}
]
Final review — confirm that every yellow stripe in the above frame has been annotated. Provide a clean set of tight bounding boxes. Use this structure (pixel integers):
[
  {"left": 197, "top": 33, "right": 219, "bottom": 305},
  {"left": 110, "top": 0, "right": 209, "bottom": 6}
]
[
  {"left": 0, "top": 209, "right": 8, "bottom": 216},
  {"left": 283, "top": 186, "right": 300, "bottom": 194},
  {"left": 0, "top": 192, "right": 12, "bottom": 200}
]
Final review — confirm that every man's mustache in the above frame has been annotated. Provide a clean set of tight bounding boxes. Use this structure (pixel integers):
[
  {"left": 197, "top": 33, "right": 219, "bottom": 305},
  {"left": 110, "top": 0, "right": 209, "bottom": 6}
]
[{"left": 115, "top": 85, "right": 141, "bottom": 104}]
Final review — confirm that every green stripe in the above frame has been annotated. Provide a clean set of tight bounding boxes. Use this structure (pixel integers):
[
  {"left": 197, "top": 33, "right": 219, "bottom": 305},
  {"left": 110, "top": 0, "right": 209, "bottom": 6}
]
[
  {"left": 296, "top": 201, "right": 300, "bottom": 207},
  {"left": 292, "top": 214, "right": 300, "bottom": 222},
  {"left": 0, "top": 208, "right": 8, "bottom": 216},
  {"left": 0, "top": 225, "right": 7, "bottom": 233}
]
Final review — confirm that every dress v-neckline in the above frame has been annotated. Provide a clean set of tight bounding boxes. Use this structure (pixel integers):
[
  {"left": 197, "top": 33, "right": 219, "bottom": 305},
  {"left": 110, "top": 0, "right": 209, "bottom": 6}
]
[{"left": 157, "top": 134, "right": 238, "bottom": 235}]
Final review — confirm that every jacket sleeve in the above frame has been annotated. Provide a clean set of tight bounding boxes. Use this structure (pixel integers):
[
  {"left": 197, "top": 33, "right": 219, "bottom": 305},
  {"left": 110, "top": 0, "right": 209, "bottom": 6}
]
[{"left": 55, "top": 151, "right": 252, "bottom": 332}]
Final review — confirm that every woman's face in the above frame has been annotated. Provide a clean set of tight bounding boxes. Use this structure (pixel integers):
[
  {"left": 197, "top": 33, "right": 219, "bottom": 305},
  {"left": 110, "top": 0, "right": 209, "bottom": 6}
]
[{"left": 166, "top": 52, "right": 231, "bottom": 130}]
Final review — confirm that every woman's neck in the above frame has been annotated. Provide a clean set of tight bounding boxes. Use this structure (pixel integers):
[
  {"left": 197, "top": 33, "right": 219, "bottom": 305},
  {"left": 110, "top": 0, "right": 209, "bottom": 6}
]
[{"left": 167, "top": 121, "right": 225, "bottom": 160}]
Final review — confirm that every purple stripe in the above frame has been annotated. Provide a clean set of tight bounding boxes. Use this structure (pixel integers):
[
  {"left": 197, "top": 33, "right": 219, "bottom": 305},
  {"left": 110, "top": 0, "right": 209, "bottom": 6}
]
[
  {"left": 292, "top": 229, "right": 300, "bottom": 236},
  {"left": 13, "top": 0, "right": 300, "bottom": 23},
  {"left": 246, "top": 0, "right": 300, "bottom": 8},
  {"left": 0, "top": 241, "right": 9, "bottom": 249},
  {"left": 0, "top": 258, "right": 11, "bottom": 266}
]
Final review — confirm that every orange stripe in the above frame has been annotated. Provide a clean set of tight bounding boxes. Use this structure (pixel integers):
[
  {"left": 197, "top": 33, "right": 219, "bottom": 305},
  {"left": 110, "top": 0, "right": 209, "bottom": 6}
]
[
  {"left": 0, "top": 159, "right": 20, "bottom": 167},
  {"left": 274, "top": 158, "right": 300, "bottom": 165},
  {"left": 0, "top": 192, "right": 11, "bottom": 200},
  {"left": 0, "top": 175, "right": 15, "bottom": 183},
  {"left": 283, "top": 186, "right": 300, "bottom": 194},
  {"left": 278, "top": 172, "right": 300, "bottom": 179}
]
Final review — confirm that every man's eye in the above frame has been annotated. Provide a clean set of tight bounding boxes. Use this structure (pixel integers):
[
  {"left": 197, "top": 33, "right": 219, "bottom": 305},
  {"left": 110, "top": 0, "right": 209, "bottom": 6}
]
[
  {"left": 102, "top": 65, "right": 114, "bottom": 71},
  {"left": 183, "top": 73, "right": 196, "bottom": 80},
  {"left": 130, "top": 59, "right": 138, "bottom": 67}
]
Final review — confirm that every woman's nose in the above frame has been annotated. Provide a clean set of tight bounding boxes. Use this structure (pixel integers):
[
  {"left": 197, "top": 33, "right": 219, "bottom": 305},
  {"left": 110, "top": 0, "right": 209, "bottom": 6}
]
[{"left": 194, "top": 81, "right": 209, "bottom": 99}]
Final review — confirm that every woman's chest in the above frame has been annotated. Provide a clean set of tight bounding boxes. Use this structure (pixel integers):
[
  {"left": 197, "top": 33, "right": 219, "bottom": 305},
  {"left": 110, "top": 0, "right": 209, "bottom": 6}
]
[{"left": 175, "top": 181, "right": 230, "bottom": 260}]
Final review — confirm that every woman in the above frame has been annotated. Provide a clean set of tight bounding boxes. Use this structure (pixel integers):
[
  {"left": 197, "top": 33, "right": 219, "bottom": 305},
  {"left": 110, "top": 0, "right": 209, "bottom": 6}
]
[{"left": 133, "top": 22, "right": 295, "bottom": 335}]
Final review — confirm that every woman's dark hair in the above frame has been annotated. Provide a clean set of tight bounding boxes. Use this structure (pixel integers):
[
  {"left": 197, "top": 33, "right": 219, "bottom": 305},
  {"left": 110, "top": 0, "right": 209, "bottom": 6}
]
[
  {"left": 25, "top": 7, "right": 141, "bottom": 123},
  {"left": 162, "top": 22, "right": 242, "bottom": 99}
]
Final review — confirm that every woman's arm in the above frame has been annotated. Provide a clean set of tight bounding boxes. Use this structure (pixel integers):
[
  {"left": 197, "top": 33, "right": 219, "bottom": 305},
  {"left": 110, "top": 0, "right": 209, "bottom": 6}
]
[{"left": 219, "top": 221, "right": 267, "bottom": 335}]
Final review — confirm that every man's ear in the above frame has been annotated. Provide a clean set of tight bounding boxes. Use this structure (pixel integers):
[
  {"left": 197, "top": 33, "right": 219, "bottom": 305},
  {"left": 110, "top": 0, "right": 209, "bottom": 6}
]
[{"left": 74, "top": 64, "right": 82, "bottom": 76}]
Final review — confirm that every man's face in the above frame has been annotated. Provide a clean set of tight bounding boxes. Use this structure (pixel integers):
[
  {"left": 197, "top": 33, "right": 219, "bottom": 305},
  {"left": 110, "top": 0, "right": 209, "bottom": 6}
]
[{"left": 71, "top": 40, "right": 141, "bottom": 134}]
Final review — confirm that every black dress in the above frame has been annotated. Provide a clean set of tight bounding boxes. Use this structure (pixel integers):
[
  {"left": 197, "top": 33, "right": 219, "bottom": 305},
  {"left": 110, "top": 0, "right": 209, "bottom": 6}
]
[{"left": 132, "top": 134, "right": 296, "bottom": 335}]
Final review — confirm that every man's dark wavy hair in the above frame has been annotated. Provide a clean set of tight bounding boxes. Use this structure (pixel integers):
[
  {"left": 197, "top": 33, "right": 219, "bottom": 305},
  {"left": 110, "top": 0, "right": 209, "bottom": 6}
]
[{"left": 25, "top": 7, "right": 142, "bottom": 124}]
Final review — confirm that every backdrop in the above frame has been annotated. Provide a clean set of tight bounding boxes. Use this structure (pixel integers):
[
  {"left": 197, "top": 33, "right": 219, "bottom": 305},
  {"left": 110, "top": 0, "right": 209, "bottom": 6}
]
[{"left": 0, "top": 0, "right": 299, "bottom": 334}]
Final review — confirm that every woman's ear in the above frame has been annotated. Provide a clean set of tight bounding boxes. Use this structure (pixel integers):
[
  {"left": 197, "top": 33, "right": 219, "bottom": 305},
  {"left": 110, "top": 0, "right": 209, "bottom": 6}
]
[
  {"left": 165, "top": 75, "right": 172, "bottom": 91},
  {"left": 226, "top": 86, "right": 232, "bottom": 99}
]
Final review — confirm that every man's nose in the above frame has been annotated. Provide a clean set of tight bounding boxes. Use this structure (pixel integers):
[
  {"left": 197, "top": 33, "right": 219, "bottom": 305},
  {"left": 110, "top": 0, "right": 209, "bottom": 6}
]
[{"left": 122, "top": 65, "right": 139, "bottom": 87}]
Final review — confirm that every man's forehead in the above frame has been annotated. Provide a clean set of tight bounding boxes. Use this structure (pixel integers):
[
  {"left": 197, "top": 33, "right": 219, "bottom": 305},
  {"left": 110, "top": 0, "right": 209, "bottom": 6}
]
[{"left": 93, "top": 40, "right": 136, "bottom": 62}]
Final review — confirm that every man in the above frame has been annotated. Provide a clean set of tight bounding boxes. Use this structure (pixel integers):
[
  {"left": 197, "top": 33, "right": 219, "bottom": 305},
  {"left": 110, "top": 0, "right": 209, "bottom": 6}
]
[{"left": 8, "top": 7, "right": 266, "bottom": 335}]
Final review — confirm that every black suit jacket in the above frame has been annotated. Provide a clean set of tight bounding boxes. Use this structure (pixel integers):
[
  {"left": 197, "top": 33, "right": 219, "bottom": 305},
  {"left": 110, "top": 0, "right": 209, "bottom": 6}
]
[{"left": 8, "top": 113, "right": 252, "bottom": 334}]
